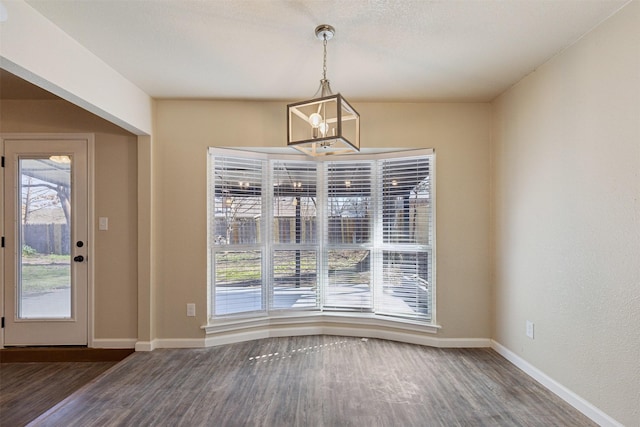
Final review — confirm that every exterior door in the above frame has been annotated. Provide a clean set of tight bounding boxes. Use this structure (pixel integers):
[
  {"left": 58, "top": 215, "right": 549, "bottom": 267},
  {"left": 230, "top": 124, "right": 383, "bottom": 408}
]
[{"left": 3, "top": 138, "right": 88, "bottom": 346}]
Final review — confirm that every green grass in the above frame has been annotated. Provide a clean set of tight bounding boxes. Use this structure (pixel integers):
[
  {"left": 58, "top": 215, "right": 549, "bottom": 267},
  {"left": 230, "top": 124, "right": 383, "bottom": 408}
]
[
  {"left": 215, "top": 252, "right": 261, "bottom": 283},
  {"left": 21, "top": 263, "right": 70, "bottom": 294},
  {"left": 20, "top": 253, "right": 71, "bottom": 293},
  {"left": 214, "top": 249, "right": 368, "bottom": 285},
  {"left": 23, "top": 253, "right": 69, "bottom": 263}
]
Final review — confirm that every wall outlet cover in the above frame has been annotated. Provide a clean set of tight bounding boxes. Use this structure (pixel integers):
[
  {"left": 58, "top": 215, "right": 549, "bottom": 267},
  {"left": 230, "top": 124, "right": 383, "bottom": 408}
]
[
  {"left": 526, "top": 320, "right": 535, "bottom": 339},
  {"left": 187, "top": 303, "right": 196, "bottom": 317}
]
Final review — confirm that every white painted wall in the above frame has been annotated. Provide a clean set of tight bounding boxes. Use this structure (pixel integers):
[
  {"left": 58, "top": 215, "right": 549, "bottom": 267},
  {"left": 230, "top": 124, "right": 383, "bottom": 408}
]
[
  {"left": 492, "top": 1, "right": 640, "bottom": 425},
  {"left": 0, "top": 0, "right": 152, "bottom": 135}
]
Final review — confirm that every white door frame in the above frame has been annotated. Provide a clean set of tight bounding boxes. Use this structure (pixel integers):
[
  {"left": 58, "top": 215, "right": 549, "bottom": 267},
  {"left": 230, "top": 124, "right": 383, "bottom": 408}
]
[{"left": 1, "top": 133, "right": 95, "bottom": 348}]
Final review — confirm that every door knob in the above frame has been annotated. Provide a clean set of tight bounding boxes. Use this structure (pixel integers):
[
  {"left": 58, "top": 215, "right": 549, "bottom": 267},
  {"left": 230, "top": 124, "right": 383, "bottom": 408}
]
[{"left": 73, "top": 255, "right": 85, "bottom": 262}]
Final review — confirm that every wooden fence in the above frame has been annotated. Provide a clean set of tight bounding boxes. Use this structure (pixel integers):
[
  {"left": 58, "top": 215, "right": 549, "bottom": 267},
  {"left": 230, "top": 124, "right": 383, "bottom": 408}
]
[
  {"left": 23, "top": 224, "right": 70, "bottom": 255},
  {"left": 213, "top": 217, "right": 370, "bottom": 245}
]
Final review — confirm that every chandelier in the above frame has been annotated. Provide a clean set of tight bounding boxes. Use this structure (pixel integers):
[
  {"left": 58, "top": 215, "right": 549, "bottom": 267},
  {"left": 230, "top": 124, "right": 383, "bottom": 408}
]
[{"left": 287, "top": 25, "right": 360, "bottom": 157}]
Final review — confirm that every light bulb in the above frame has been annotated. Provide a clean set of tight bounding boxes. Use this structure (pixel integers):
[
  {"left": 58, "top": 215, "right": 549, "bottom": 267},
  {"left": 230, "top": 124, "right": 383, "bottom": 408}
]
[
  {"left": 319, "top": 122, "right": 329, "bottom": 136},
  {"left": 309, "top": 113, "right": 322, "bottom": 128}
]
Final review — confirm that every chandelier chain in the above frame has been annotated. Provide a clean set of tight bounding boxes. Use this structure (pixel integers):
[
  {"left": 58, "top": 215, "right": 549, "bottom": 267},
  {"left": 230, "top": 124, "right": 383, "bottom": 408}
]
[{"left": 322, "top": 35, "right": 328, "bottom": 81}]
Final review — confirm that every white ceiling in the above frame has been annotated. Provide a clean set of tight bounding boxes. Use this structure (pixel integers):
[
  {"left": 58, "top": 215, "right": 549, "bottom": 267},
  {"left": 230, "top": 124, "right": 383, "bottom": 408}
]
[{"left": 24, "top": 0, "right": 630, "bottom": 102}]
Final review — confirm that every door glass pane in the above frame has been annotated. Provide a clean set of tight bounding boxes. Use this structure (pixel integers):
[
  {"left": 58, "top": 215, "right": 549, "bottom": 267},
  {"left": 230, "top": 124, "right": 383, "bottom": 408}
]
[{"left": 18, "top": 156, "right": 72, "bottom": 319}]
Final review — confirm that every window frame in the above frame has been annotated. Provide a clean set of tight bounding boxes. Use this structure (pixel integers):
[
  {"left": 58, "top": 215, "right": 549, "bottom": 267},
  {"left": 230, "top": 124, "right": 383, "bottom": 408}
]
[{"left": 208, "top": 147, "right": 435, "bottom": 325}]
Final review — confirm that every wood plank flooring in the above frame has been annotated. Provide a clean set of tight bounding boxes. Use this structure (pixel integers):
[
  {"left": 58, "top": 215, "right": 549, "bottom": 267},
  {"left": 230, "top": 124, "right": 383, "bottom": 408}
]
[
  {"left": 0, "top": 361, "right": 117, "bottom": 426},
  {"left": 0, "top": 347, "right": 134, "bottom": 363},
  {"left": 17, "top": 336, "right": 595, "bottom": 426}
]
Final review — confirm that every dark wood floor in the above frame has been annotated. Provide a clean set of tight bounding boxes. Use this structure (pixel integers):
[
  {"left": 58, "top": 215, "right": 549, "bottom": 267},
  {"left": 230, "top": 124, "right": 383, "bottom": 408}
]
[
  {"left": 6, "top": 336, "right": 595, "bottom": 427},
  {"left": 0, "top": 361, "right": 117, "bottom": 426}
]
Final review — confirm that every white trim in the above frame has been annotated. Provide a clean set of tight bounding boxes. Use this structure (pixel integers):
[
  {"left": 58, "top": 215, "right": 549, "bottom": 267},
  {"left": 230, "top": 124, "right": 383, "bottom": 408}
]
[
  {"left": 91, "top": 338, "right": 136, "bottom": 349},
  {"left": 135, "top": 338, "right": 208, "bottom": 351},
  {"left": 204, "top": 312, "right": 440, "bottom": 334},
  {"left": 209, "top": 149, "right": 435, "bottom": 321},
  {"left": 0, "top": 135, "right": 4, "bottom": 349},
  {"left": 208, "top": 147, "right": 434, "bottom": 162},
  {"left": 0, "top": 133, "right": 95, "bottom": 348},
  {"left": 134, "top": 340, "right": 156, "bottom": 352},
  {"left": 197, "top": 312, "right": 490, "bottom": 349},
  {"left": 491, "top": 340, "right": 623, "bottom": 427},
  {"left": 154, "top": 338, "right": 205, "bottom": 348},
  {"left": 429, "top": 149, "right": 437, "bottom": 324},
  {"left": 86, "top": 135, "right": 96, "bottom": 348},
  {"left": 153, "top": 339, "right": 206, "bottom": 349},
  {"left": 0, "top": 1, "right": 152, "bottom": 135}
]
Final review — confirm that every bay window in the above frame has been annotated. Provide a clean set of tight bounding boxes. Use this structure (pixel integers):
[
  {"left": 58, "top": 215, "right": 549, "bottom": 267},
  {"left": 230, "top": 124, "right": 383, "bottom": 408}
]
[{"left": 209, "top": 148, "right": 434, "bottom": 323}]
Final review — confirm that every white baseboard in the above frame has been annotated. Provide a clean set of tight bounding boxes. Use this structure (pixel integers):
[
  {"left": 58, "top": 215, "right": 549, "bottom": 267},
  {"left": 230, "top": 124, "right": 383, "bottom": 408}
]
[
  {"left": 91, "top": 338, "right": 136, "bottom": 349},
  {"left": 154, "top": 338, "right": 206, "bottom": 349},
  {"left": 134, "top": 340, "right": 156, "bottom": 352},
  {"left": 491, "top": 340, "right": 623, "bottom": 427},
  {"left": 135, "top": 338, "right": 209, "bottom": 351}
]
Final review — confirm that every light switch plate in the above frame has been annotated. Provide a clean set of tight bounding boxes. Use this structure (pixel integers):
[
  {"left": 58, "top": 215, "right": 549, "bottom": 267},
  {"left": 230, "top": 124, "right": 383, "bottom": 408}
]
[{"left": 99, "top": 217, "right": 109, "bottom": 230}]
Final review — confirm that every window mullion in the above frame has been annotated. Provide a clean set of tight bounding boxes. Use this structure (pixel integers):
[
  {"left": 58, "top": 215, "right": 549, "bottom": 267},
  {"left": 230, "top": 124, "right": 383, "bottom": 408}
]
[
  {"left": 372, "top": 160, "right": 383, "bottom": 315},
  {"left": 317, "top": 163, "right": 327, "bottom": 311},
  {"left": 264, "top": 159, "right": 273, "bottom": 314}
]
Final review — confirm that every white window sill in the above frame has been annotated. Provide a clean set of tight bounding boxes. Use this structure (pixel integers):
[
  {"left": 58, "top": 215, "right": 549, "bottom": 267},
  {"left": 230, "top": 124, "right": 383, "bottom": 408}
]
[{"left": 202, "top": 312, "right": 442, "bottom": 347}]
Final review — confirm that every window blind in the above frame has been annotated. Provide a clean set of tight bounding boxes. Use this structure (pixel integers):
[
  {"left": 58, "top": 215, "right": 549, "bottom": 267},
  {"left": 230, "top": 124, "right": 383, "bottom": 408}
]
[
  {"left": 210, "top": 154, "right": 265, "bottom": 315},
  {"left": 209, "top": 148, "right": 434, "bottom": 322},
  {"left": 377, "top": 155, "right": 432, "bottom": 320},
  {"left": 326, "top": 161, "right": 372, "bottom": 245},
  {"left": 211, "top": 156, "right": 264, "bottom": 245},
  {"left": 377, "top": 251, "right": 430, "bottom": 319},
  {"left": 381, "top": 156, "right": 432, "bottom": 245},
  {"left": 271, "top": 250, "right": 318, "bottom": 310},
  {"left": 272, "top": 160, "right": 317, "bottom": 244},
  {"left": 214, "top": 251, "right": 263, "bottom": 315},
  {"left": 324, "top": 161, "right": 373, "bottom": 311}
]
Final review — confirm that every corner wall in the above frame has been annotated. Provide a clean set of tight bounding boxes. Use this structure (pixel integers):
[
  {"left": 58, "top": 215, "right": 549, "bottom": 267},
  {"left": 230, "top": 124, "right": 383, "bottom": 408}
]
[
  {"left": 491, "top": 1, "right": 640, "bottom": 424},
  {"left": 154, "top": 101, "right": 492, "bottom": 341}
]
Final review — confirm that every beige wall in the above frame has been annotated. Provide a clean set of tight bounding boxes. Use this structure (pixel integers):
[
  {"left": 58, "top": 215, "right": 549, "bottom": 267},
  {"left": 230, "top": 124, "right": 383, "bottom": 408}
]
[
  {"left": 154, "top": 101, "right": 492, "bottom": 340},
  {"left": 0, "top": 99, "right": 139, "bottom": 342},
  {"left": 491, "top": 1, "right": 640, "bottom": 425}
]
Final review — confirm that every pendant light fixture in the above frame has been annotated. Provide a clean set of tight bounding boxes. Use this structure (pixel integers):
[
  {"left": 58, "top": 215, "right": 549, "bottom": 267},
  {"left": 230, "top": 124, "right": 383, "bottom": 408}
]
[{"left": 287, "top": 25, "right": 360, "bottom": 157}]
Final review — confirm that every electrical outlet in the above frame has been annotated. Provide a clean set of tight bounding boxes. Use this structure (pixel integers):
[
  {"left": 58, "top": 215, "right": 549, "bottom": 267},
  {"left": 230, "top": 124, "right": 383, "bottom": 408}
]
[
  {"left": 526, "top": 320, "right": 535, "bottom": 339},
  {"left": 187, "top": 303, "right": 196, "bottom": 317}
]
